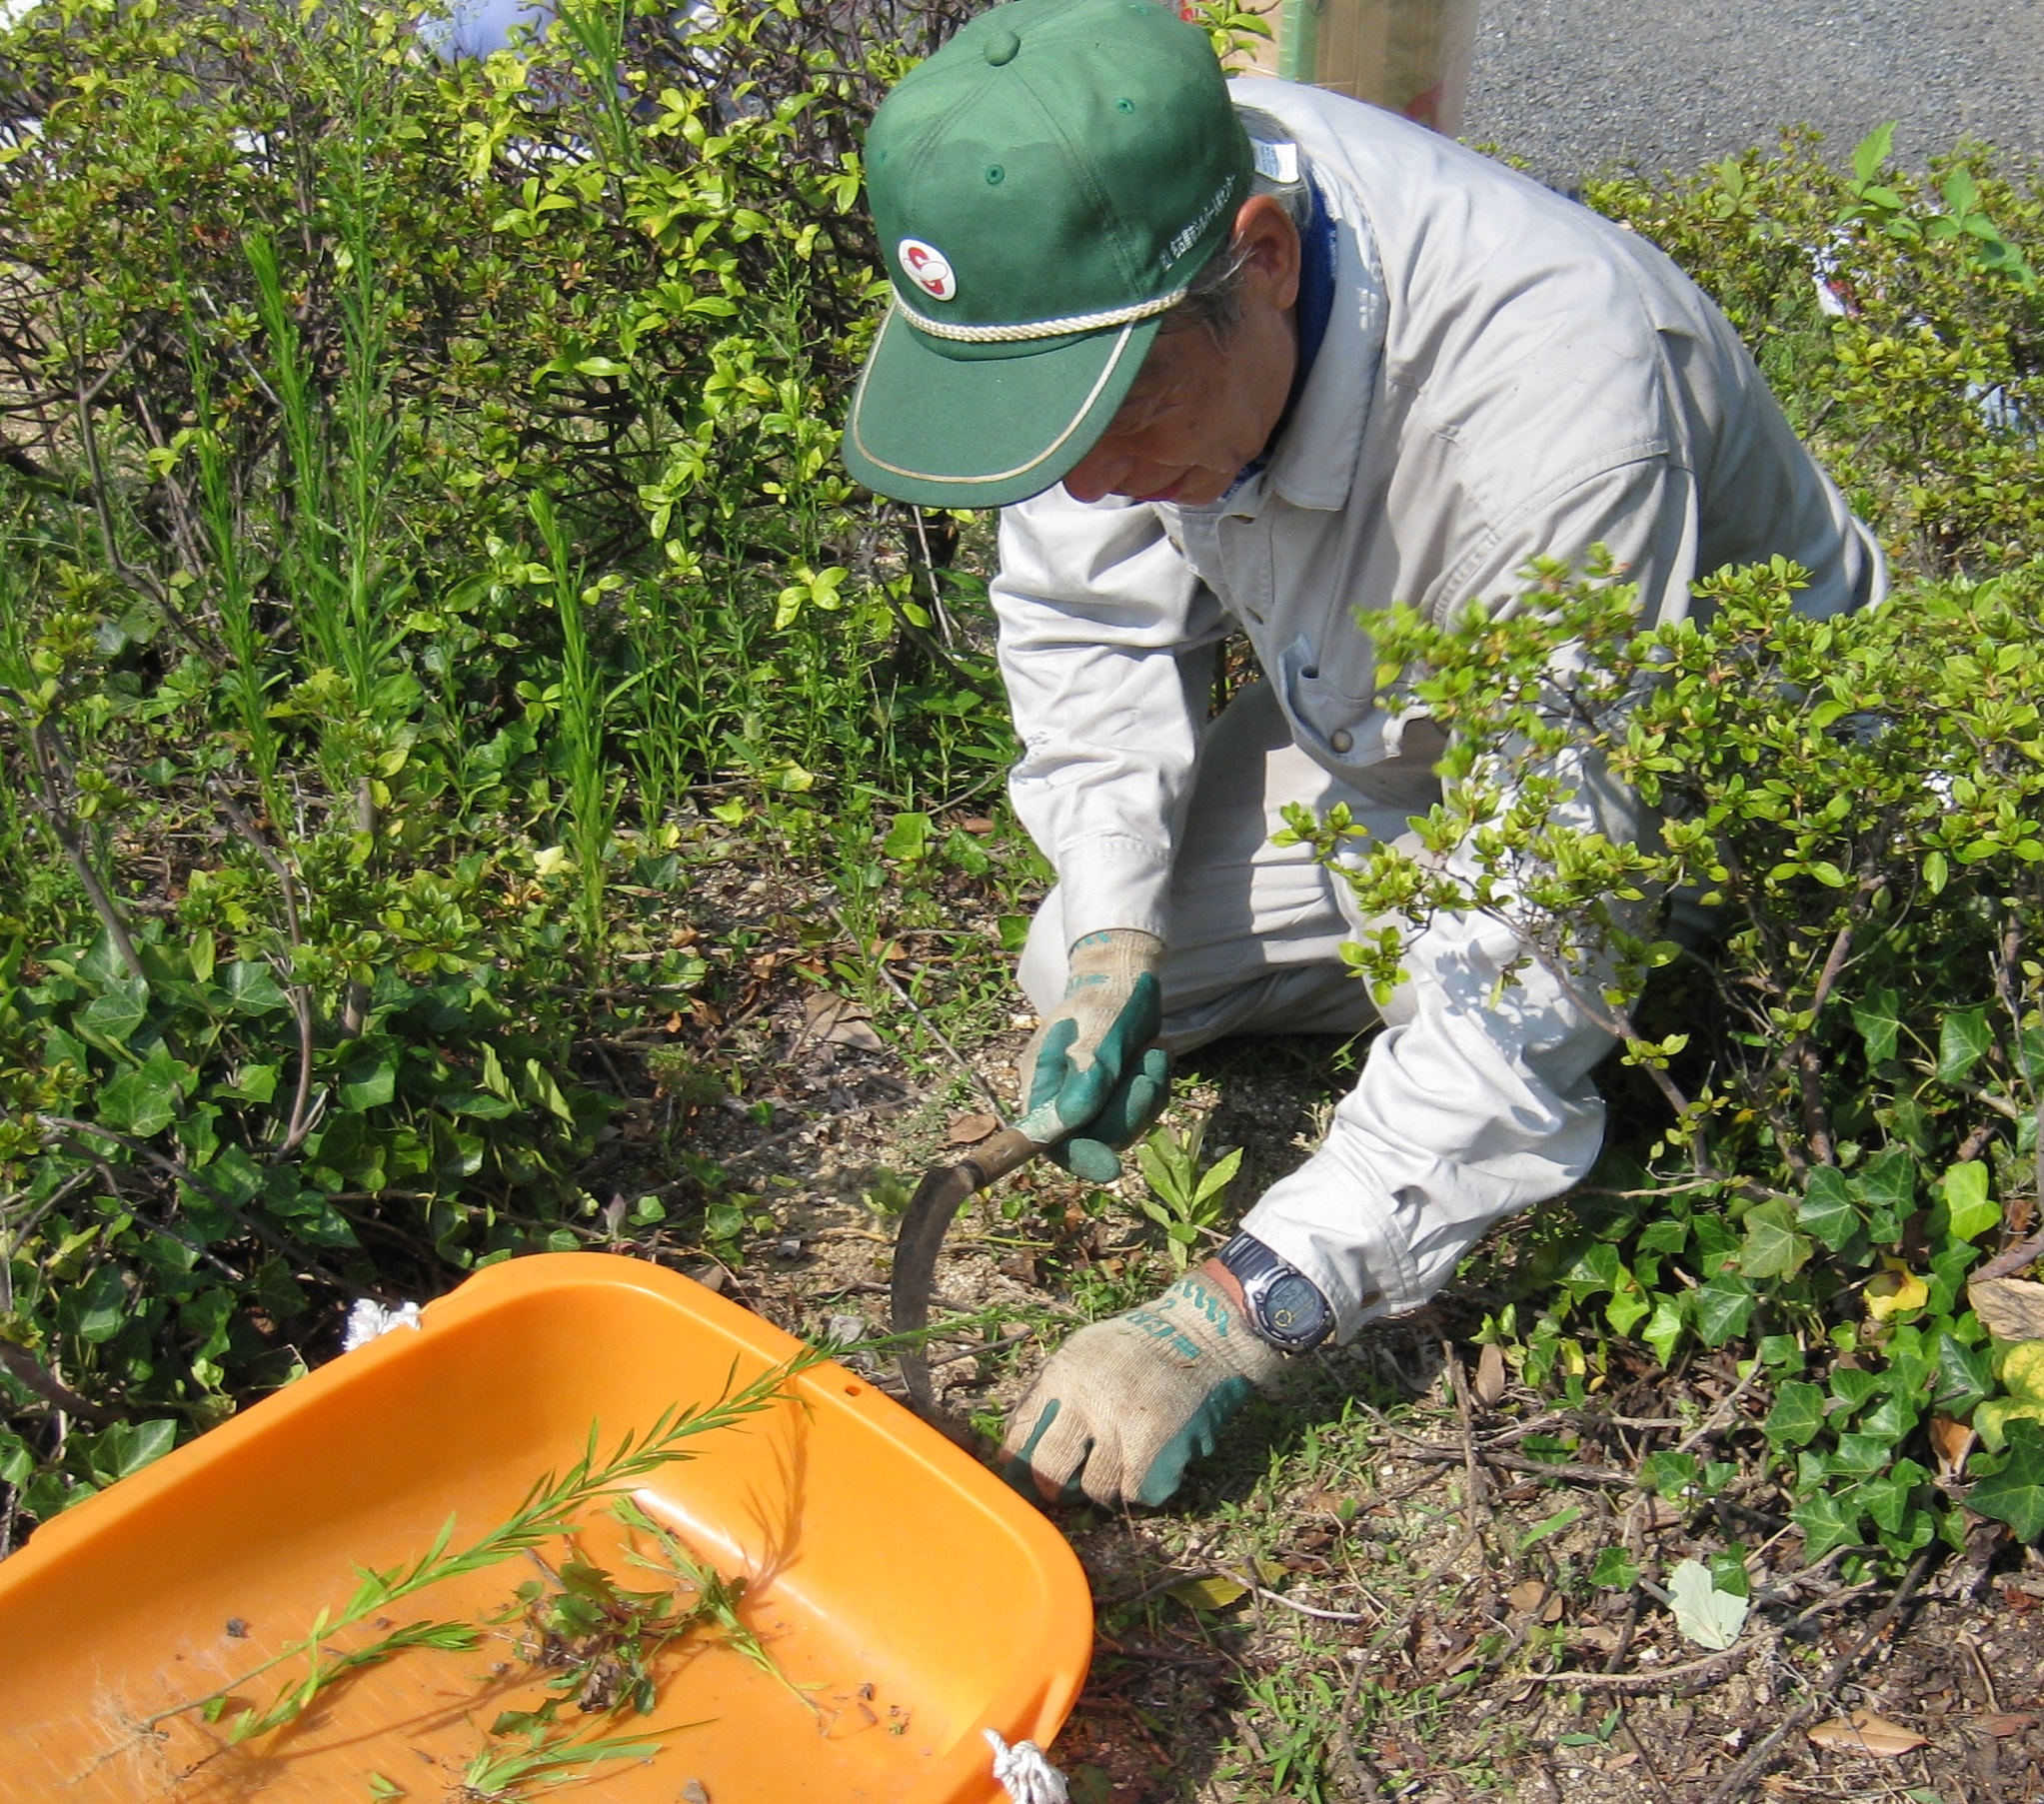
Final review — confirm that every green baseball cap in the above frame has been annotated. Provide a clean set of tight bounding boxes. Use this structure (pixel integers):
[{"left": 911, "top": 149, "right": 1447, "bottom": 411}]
[{"left": 844, "top": 0, "right": 1252, "bottom": 509}]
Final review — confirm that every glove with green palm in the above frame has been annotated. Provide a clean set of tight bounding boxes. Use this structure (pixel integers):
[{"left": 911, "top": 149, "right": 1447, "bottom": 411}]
[{"left": 1016, "top": 928, "right": 1170, "bottom": 1182}]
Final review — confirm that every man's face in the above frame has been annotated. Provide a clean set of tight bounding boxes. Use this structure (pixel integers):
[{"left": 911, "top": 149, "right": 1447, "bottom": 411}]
[{"left": 1060, "top": 196, "right": 1302, "bottom": 509}]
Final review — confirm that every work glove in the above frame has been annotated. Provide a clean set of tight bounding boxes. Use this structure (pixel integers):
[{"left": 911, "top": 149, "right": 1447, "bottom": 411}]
[
  {"left": 1001, "top": 1270, "right": 1285, "bottom": 1507},
  {"left": 1016, "top": 928, "right": 1170, "bottom": 1182}
]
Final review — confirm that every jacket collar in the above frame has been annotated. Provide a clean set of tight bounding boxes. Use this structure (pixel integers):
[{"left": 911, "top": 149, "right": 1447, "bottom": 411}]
[{"left": 1265, "top": 183, "right": 1387, "bottom": 512}]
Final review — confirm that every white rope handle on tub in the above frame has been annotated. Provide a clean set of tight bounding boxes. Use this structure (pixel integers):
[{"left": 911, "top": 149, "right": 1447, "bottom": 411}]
[{"left": 985, "top": 1728, "right": 1069, "bottom": 1803}]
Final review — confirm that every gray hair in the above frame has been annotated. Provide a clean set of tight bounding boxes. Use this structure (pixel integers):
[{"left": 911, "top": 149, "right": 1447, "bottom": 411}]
[{"left": 1164, "top": 108, "right": 1310, "bottom": 339}]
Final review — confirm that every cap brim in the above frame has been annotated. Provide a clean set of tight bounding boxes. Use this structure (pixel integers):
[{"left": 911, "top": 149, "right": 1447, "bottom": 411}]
[{"left": 843, "top": 307, "right": 1158, "bottom": 509}]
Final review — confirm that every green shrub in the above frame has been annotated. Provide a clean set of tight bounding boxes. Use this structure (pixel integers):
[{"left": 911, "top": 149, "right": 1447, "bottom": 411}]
[
  {"left": 1588, "top": 127, "right": 2043, "bottom": 577},
  {"left": 1286, "top": 554, "right": 2044, "bottom": 1570},
  {"left": 0, "top": 0, "right": 1005, "bottom": 1530}
]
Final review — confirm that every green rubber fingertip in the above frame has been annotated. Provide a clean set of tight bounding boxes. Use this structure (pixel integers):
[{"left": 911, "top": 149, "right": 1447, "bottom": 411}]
[
  {"left": 1002, "top": 1398, "right": 1088, "bottom": 1503},
  {"left": 1057, "top": 1135, "right": 1123, "bottom": 1184},
  {"left": 1027, "top": 1018, "right": 1080, "bottom": 1115},
  {"left": 1133, "top": 1374, "right": 1255, "bottom": 1507}
]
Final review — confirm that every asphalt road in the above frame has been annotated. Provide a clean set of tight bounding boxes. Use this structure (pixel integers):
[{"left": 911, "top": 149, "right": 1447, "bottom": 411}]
[{"left": 1461, "top": 0, "right": 2044, "bottom": 185}]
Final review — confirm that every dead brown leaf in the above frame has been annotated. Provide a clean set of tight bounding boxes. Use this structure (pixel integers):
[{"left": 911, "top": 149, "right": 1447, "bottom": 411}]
[
  {"left": 1968, "top": 1277, "right": 2044, "bottom": 1342},
  {"left": 1504, "top": 1579, "right": 1562, "bottom": 1622},
  {"left": 958, "top": 816, "right": 996, "bottom": 835},
  {"left": 947, "top": 1112, "right": 1000, "bottom": 1145},
  {"left": 801, "top": 990, "right": 886, "bottom": 1050},
  {"left": 1928, "top": 1412, "right": 1977, "bottom": 1481},
  {"left": 1806, "top": 1710, "right": 1926, "bottom": 1757},
  {"left": 1975, "top": 1712, "right": 2037, "bottom": 1737},
  {"left": 1473, "top": 1341, "right": 1508, "bottom": 1407}
]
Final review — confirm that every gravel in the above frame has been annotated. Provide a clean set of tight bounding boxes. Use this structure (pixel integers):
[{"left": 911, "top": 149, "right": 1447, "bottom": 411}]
[{"left": 1461, "top": 0, "right": 2044, "bottom": 187}]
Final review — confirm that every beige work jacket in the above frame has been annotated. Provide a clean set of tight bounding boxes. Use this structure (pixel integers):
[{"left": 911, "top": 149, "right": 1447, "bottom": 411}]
[{"left": 992, "top": 80, "right": 1884, "bottom": 1334}]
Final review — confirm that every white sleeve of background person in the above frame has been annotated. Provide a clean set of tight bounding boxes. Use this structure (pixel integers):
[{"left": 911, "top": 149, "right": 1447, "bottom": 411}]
[
  {"left": 1242, "top": 459, "right": 1718, "bottom": 1336},
  {"left": 994, "top": 489, "right": 1232, "bottom": 942}
]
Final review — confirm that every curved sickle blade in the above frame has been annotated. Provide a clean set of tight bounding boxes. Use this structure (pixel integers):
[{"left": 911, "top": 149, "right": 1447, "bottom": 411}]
[{"left": 889, "top": 1126, "right": 1040, "bottom": 1417}]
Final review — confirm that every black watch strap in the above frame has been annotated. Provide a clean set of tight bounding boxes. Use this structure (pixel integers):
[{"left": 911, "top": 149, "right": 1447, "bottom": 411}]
[{"left": 1216, "top": 1231, "right": 1334, "bottom": 1353}]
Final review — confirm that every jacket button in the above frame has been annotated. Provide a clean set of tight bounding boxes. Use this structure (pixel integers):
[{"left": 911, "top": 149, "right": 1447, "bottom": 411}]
[
  {"left": 1358, "top": 1289, "right": 1382, "bottom": 1308},
  {"left": 1329, "top": 729, "right": 1353, "bottom": 755}
]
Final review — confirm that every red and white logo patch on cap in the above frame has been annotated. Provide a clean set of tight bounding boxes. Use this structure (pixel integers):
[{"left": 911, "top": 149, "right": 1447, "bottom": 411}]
[{"left": 898, "top": 238, "right": 957, "bottom": 303}]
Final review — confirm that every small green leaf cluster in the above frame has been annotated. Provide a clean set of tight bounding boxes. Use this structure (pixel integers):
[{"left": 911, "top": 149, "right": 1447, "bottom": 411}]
[{"left": 1133, "top": 1116, "right": 1244, "bottom": 1270}]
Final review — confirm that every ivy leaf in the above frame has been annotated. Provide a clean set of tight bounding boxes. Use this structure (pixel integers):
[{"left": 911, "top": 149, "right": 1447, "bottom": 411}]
[
  {"left": 1169, "top": 1575, "right": 1246, "bottom": 1612},
  {"left": 1855, "top": 1151, "right": 1913, "bottom": 1217},
  {"left": 1936, "top": 1005, "right": 1993, "bottom": 1082},
  {"left": 337, "top": 1047, "right": 398, "bottom": 1111},
  {"left": 1968, "top": 1418, "right": 2044, "bottom": 1542},
  {"left": 1850, "top": 985, "right": 1903, "bottom": 1063},
  {"left": 1765, "top": 1380, "right": 1826, "bottom": 1446},
  {"left": 1969, "top": 1278, "right": 2044, "bottom": 1344},
  {"left": 1666, "top": 1557, "right": 1749, "bottom": 1649},
  {"left": 1639, "top": 1450, "right": 1698, "bottom": 1496},
  {"left": 1740, "top": 1198, "right": 1814, "bottom": 1280},
  {"left": 1590, "top": 1547, "right": 1639, "bottom": 1589},
  {"left": 1865, "top": 1260, "right": 1928, "bottom": 1321},
  {"left": 1793, "top": 1489, "right": 1864, "bottom": 1562},
  {"left": 222, "top": 959, "right": 291, "bottom": 1015},
  {"left": 76, "top": 975, "right": 151, "bottom": 1050},
  {"left": 1798, "top": 1166, "right": 1862, "bottom": 1252},
  {"left": 95, "top": 1049, "right": 198, "bottom": 1137},
  {"left": 1564, "top": 1241, "right": 1625, "bottom": 1295},
  {"left": 1641, "top": 1293, "right": 1685, "bottom": 1368},
  {"left": 1829, "top": 1432, "right": 1896, "bottom": 1476},
  {"left": 1693, "top": 1272, "right": 1756, "bottom": 1344},
  {"left": 1604, "top": 1280, "right": 1650, "bottom": 1336},
  {"left": 1938, "top": 1160, "right": 1998, "bottom": 1242}
]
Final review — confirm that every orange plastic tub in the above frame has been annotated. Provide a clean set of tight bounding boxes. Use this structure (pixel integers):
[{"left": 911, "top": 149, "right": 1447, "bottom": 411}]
[{"left": 0, "top": 1252, "right": 1091, "bottom": 1802}]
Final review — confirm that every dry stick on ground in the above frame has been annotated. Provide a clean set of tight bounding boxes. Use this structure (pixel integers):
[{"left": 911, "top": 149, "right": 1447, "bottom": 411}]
[
  {"left": 1698, "top": 1545, "right": 1938, "bottom": 1804},
  {"left": 1443, "top": 1341, "right": 1489, "bottom": 1525},
  {"left": 1670, "top": 1357, "right": 1767, "bottom": 1460},
  {"left": 1386, "top": 1442, "right": 1635, "bottom": 1489},
  {"left": 1615, "top": 1699, "right": 1680, "bottom": 1804}
]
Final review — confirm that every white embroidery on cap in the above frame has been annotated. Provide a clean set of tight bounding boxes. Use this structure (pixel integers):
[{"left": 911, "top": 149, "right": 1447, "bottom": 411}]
[
  {"left": 1165, "top": 174, "right": 1237, "bottom": 264},
  {"left": 898, "top": 238, "right": 958, "bottom": 302}
]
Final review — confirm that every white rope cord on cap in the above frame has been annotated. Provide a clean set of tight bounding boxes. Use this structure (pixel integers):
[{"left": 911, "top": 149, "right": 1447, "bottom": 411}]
[
  {"left": 893, "top": 285, "right": 1187, "bottom": 343},
  {"left": 985, "top": 1728, "right": 1069, "bottom": 1803}
]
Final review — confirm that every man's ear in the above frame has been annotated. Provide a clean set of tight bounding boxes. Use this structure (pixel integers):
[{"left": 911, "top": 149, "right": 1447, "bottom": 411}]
[{"left": 1230, "top": 194, "right": 1302, "bottom": 315}]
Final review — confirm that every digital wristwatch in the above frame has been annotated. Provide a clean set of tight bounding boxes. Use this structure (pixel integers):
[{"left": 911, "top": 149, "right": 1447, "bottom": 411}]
[{"left": 1215, "top": 1231, "right": 1335, "bottom": 1353}]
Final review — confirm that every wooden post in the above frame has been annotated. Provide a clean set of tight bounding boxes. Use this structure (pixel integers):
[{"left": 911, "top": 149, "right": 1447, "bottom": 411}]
[{"left": 1224, "top": 0, "right": 1479, "bottom": 137}]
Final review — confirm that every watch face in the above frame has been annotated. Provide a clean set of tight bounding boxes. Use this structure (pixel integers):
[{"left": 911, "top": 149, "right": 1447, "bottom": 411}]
[{"left": 1261, "top": 1271, "right": 1329, "bottom": 1343}]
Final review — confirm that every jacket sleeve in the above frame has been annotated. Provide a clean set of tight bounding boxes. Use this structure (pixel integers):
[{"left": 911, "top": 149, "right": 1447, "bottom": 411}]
[
  {"left": 994, "top": 488, "right": 1233, "bottom": 942},
  {"left": 1243, "top": 456, "right": 1698, "bottom": 1337}
]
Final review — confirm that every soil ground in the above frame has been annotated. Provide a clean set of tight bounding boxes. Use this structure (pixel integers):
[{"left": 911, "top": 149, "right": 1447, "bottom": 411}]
[{"left": 580, "top": 825, "right": 2044, "bottom": 1802}]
